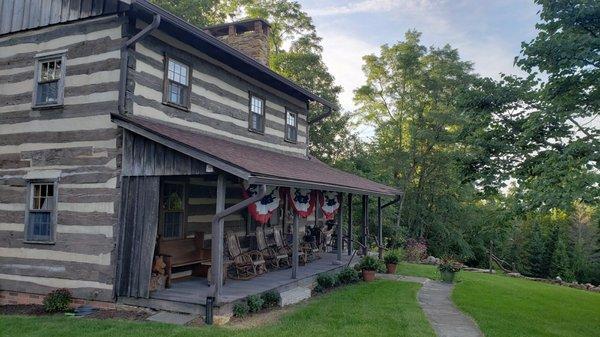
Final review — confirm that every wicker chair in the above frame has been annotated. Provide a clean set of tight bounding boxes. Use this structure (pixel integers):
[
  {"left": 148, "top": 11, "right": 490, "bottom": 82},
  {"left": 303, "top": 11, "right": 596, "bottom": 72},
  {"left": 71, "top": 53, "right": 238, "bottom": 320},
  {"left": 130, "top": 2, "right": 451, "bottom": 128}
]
[
  {"left": 256, "top": 226, "right": 291, "bottom": 269},
  {"left": 226, "top": 231, "right": 267, "bottom": 280}
]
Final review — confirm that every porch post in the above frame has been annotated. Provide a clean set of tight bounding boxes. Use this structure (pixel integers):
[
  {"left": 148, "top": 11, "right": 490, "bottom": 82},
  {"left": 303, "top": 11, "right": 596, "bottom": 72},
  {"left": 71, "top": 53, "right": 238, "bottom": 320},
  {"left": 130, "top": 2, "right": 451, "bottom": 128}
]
[
  {"left": 211, "top": 174, "right": 226, "bottom": 302},
  {"left": 292, "top": 213, "right": 299, "bottom": 279},
  {"left": 377, "top": 197, "right": 383, "bottom": 259},
  {"left": 347, "top": 193, "right": 353, "bottom": 256},
  {"left": 362, "top": 195, "right": 369, "bottom": 256},
  {"left": 336, "top": 193, "right": 344, "bottom": 264}
]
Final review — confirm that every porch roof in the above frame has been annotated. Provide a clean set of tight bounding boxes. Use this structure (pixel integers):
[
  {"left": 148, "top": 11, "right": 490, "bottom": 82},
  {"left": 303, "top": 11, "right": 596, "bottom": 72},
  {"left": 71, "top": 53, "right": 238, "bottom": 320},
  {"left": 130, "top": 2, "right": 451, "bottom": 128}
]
[{"left": 111, "top": 114, "right": 401, "bottom": 197}]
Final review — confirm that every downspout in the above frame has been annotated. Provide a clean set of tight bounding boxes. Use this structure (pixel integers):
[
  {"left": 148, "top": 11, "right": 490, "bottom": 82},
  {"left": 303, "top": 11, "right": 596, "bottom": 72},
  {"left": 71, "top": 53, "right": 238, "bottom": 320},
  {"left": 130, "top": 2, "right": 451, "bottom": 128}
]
[
  {"left": 308, "top": 106, "right": 333, "bottom": 125},
  {"left": 118, "top": 13, "right": 161, "bottom": 114},
  {"left": 381, "top": 194, "right": 402, "bottom": 209}
]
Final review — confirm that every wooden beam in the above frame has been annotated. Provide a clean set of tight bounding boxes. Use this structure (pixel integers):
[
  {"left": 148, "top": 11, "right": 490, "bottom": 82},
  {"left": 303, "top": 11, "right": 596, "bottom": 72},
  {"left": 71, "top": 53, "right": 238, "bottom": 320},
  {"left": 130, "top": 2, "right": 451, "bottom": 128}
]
[
  {"left": 292, "top": 213, "right": 299, "bottom": 279},
  {"left": 377, "top": 197, "right": 383, "bottom": 259},
  {"left": 362, "top": 195, "right": 369, "bottom": 256},
  {"left": 347, "top": 193, "right": 353, "bottom": 256},
  {"left": 211, "top": 173, "right": 226, "bottom": 302},
  {"left": 336, "top": 193, "right": 344, "bottom": 263}
]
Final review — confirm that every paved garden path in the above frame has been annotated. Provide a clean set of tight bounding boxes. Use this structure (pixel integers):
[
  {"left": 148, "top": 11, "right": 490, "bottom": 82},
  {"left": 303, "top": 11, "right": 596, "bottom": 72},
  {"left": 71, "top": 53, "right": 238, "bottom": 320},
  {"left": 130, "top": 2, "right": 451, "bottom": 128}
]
[{"left": 377, "top": 274, "right": 484, "bottom": 337}]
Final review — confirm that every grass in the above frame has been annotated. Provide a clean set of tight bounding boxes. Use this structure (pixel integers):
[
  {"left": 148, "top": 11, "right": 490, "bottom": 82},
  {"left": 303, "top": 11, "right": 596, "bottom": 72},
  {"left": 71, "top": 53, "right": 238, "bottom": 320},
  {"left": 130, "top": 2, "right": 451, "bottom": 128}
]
[
  {"left": 1, "top": 280, "right": 434, "bottom": 337},
  {"left": 396, "top": 262, "right": 441, "bottom": 280},
  {"left": 397, "top": 262, "right": 600, "bottom": 337}
]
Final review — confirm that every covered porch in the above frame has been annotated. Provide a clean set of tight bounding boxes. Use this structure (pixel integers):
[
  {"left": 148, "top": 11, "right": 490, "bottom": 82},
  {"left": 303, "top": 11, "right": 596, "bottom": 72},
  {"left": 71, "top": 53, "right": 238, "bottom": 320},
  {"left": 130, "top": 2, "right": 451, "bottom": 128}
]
[{"left": 112, "top": 114, "right": 400, "bottom": 313}]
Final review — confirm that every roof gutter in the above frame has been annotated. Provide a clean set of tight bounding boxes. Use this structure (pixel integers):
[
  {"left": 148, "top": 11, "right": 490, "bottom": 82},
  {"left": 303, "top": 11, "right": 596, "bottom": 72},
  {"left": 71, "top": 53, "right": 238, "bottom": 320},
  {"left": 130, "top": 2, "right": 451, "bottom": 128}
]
[
  {"left": 118, "top": 12, "right": 161, "bottom": 114},
  {"left": 381, "top": 195, "right": 402, "bottom": 208}
]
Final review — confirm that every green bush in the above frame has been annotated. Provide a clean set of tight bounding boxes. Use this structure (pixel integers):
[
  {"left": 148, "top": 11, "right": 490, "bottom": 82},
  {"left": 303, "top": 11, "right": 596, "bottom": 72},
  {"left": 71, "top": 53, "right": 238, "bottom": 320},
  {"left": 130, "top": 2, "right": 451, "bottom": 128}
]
[
  {"left": 43, "top": 288, "right": 72, "bottom": 313},
  {"left": 261, "top": 290, "right": 281, "bottom": 309},
  {"left": 233, "top": 302, "right": 249, "bottom": 318},
  {"left": 336, "top": 267, "right": 360, "bottom": 285},
  {"left": 246, "top": 294, "right": 264, "bottom": 313},
  {"left": 384, "top": 249, "right": 404, "bottom": 265},
  {"left": 357, "top": 256, "right": 383, "bottom": 271},
  {"left": 316, "top": 273, "right": 337, "bottom": 290}
]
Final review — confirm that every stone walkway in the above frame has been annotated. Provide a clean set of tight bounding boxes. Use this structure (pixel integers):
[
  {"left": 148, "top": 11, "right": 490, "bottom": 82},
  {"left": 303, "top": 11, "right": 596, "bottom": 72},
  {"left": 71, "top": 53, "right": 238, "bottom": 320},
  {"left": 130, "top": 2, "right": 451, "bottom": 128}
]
[{"left": 377, "top": 274, "right": 484, "bottom": 337}]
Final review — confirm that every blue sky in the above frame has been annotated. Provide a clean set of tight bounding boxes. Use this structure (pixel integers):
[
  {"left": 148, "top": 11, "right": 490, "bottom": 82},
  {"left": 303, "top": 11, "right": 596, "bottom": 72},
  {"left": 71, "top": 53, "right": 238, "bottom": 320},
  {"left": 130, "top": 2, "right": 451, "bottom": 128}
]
[{"left": 298, "top": 0, "right": 541, "bottom": 113}]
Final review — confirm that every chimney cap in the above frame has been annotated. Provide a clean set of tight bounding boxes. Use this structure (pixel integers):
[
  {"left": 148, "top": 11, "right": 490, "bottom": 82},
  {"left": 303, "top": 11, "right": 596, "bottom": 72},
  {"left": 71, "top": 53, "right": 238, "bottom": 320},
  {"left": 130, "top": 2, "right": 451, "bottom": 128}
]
[{"left": 204, "top": 18, "right": 270, "bottom": 37}]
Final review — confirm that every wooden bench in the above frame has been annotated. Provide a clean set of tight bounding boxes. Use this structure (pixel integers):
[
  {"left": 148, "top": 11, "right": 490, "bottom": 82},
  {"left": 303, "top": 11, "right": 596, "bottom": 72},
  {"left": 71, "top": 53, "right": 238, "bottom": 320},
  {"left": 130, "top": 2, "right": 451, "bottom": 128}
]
[{"left": 158, "top": 232, "right": 211, "bottom": 287}]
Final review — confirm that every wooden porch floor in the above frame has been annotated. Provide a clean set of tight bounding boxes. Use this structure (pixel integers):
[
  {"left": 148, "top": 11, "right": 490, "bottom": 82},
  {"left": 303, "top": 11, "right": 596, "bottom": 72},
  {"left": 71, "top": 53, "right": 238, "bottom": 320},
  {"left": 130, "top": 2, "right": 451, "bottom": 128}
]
[{"left": 149, "top": 252, "right": 355, "bottom": 306}]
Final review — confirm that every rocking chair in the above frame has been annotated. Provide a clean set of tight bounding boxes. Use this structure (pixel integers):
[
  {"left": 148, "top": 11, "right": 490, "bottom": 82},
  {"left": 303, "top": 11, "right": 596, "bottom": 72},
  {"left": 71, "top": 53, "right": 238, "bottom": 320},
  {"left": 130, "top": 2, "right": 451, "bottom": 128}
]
[
  {"left": 256, "top": 226, "right": 291, "bottom": 269},
  {"left": 226, "top": 232, "right": 267, "bottom": 280},
  {"left": 273, "top": 227, "right": 307, "bottom": 265}
]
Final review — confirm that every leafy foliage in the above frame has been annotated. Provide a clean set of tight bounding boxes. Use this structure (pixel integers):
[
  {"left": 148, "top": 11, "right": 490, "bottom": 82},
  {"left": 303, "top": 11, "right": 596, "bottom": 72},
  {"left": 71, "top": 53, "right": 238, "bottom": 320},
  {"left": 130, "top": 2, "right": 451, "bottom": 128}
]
[
  {"left": 43, "top": 289, "right": 72, "bottom": 313},
  {"left": 315, "top": 273, "right": 337, "bottom": 291},
  {"left": 246, "top": 294, "right": 264, "bottom": 313},
  {"left": 356, "top": 256, "right": 384, "bottom": 271},
  {"left": 336, "top": 267, "right": 361, "bottom": 285},
  {"left": 383, "top": 249, "right": 403, "bottom": 265},
  {"left": 260, "top": 290, "right": 281, "bottom": 309},
  {"left": 232, "top": 302, "right": 249, "bottom": 318}
]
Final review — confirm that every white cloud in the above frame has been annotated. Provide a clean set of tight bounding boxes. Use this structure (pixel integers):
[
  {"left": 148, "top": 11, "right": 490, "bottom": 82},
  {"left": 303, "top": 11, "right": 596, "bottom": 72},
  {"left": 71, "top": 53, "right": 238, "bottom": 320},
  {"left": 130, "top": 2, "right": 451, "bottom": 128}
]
[{"left": 308, "top": 0, "right": 437, "bottom": 17}]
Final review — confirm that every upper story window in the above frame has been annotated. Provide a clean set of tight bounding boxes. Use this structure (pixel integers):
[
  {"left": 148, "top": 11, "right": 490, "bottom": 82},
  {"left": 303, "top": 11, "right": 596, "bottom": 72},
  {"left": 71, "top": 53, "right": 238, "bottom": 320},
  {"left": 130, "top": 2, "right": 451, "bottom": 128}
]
[
  {"left": 248, "top": 93, "right": 265, "bottom": 133},
  {"left": 164, "top": 57, "right": 191, "bottom": 109},
  {"left": 26, "top": 181, "right": 57, "bottom": 243},
  {"left": 285, "top": 109, "right": 298, "bottom": 143},
  {"left": 32, "top": 51, "right": 66, "bottom": 108}
]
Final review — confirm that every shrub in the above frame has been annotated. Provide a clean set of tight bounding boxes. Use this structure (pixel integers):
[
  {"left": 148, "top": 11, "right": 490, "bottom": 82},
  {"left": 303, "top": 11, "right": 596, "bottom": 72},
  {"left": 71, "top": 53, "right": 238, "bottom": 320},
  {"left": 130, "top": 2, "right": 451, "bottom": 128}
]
[
  {"left": 438, "top": 258, "right": 463, "bottom": 273},
  {"left": 246, "top": 294, "right": 264, "bottom": 313},
  {"left": 261, "top": 290, "right": 281, "bottom": 309},
  {"left": 405, "top": 238, "right": 427, "bottom": 262},
  {"left": 357, "top": 256, "right": 383, "bottom": 271},
  {"left": 384, "top": 249, "right": 404, "bottom": 265},
  {"left": 43, "top": 288, "right": 72, "bottom": 313},
  {"left": 233, "top": 302, "right": 249, "bottom": 318},
  {"left": 336, "top": 267, "right": 360, "bottom": 285},
  {"left": 316, "top": 273, "right": 337, "bottom": 290}
]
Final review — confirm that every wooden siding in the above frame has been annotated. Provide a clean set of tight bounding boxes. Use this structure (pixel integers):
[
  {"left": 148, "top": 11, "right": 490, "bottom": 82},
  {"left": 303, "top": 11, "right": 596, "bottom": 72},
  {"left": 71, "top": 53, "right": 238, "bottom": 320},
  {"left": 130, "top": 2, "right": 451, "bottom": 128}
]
[
  {"left": 0, "top": 0, "right": 127, "bottom": 36},
  {"left": 121, "top": 130, "right": 207, "bottom": 176},
  {"left": 128, "top": 21, "right": 309, "bottom": 156},
  {"left": 114, "top": 176, "right": 159, "bottom": 298},
  {"left": 0, "top": 15, "right": 124, "bottom": 301}
]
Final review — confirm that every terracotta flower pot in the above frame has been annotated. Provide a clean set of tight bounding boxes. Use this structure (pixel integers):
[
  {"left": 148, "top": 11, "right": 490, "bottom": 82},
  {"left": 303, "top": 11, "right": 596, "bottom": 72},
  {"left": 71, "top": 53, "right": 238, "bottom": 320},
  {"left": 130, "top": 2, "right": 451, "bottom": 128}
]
[
  {"left": 386, "top": 263, "right": 397, "bottom": 274},
  {"left": 362, "top": 269, "right": 376, "bottom": 282}
]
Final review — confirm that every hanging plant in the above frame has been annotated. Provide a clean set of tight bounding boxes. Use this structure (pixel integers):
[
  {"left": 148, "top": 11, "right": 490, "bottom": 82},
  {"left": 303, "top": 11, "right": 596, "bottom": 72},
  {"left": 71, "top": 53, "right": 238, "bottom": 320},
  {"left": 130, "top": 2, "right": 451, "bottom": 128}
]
[{"left": 243, "top": 183, "right": 280, "bottom": 224}]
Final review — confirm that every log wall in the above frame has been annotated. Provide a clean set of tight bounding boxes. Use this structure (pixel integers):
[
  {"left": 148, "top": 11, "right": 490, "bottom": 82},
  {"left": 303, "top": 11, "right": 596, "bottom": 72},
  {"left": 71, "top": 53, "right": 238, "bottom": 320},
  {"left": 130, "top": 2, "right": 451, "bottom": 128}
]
[{"left": 0, "top": 15, "right": 125, "bottom": 301}]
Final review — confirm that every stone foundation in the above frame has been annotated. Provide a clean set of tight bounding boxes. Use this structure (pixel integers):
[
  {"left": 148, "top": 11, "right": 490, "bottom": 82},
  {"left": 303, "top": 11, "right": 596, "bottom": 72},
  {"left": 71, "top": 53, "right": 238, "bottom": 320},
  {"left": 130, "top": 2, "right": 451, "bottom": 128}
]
[{"left": 0, "top": 290, "right": 116, "bottom": 309}]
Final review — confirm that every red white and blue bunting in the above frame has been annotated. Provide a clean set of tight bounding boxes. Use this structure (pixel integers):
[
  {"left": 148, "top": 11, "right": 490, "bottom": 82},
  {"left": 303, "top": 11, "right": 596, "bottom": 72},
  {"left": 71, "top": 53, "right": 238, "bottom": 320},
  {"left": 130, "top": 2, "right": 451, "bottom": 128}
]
[
  {"left": 319, "top": 191, "right": 340, "bottom": 220},
  {"left": 242, "top": 183, "right": 280, "bottom": 224},
  {"left": 288, "top": 187, "right": 316, "bottom": 218}
]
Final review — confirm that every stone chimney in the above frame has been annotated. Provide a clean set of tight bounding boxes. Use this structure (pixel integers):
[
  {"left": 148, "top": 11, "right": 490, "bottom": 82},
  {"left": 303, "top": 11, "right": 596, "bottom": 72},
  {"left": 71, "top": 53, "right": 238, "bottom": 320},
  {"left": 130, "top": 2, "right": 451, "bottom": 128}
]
[{"left": 205, "top": 19, "right": 270, "bottom": 67}]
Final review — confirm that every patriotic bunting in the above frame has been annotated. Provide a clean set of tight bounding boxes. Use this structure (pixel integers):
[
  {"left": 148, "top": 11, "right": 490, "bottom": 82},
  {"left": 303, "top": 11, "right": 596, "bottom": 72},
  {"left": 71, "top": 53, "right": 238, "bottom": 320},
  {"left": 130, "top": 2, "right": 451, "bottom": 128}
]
[
  {"left": 242, "top": 183, "right": 280, "bottom": 224},
  {"left": 288, "top": 187, "right": 316, "bottom": 218},
  {"left": 319, "top": 191, "right": 340, "bottom": 220}
]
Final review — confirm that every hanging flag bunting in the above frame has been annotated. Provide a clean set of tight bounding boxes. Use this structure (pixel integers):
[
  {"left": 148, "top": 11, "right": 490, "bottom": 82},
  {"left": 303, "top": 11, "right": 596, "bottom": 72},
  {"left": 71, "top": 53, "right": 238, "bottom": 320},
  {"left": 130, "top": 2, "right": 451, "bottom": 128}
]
[
  {"left": 319, "top": 191, "right": 340, "bottom": 220},
  {"left": 242, "top": 183, "right": 280, "bottom": 224},
  {"left": 288, "top": 187, "right": 316, "bottom": 218}
]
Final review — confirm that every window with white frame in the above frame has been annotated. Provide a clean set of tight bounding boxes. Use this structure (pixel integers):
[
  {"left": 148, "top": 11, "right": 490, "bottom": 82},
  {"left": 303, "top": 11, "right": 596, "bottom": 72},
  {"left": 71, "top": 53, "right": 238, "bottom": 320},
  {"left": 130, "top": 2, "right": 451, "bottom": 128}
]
[
  {"left": 285, "top": 109, "right": 298, "bottom": 142},
  {"left": 164, "top": 57, "right": 191, "bottom": 109},
  {"left": 33, "top": 52, "right": 66, "bottom": 108},
  {"left": 26, "top": 182, "right": 57, "bottom": 242},
  {"left": 248, "top": 93, "right": 265, "bottom": 133}
]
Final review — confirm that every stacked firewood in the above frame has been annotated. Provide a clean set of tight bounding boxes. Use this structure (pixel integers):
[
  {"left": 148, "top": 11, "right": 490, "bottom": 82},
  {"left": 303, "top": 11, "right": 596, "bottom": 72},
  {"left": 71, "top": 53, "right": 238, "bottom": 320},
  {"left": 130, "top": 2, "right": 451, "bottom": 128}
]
[{"left": 149, "top": 255, "right": 168, "bottom": 291}]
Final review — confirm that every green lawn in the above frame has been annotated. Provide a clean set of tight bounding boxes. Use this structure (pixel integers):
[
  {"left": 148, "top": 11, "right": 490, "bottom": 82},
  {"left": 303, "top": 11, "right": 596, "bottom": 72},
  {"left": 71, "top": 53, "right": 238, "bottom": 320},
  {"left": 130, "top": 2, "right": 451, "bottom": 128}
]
[
  {"left": 397, "top": 263, "right": 600, "bottom": 337},
  {"left": 1, "top": 280, "right": 434, "bottom": 337}
]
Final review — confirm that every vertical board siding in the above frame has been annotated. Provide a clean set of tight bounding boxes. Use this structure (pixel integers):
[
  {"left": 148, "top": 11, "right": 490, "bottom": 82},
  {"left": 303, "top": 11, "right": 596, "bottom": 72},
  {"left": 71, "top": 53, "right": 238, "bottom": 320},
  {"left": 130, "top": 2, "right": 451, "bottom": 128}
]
[
  {"left": 0, "top": 0, "right": 124, "bottom": 36},
  {"left": 115, "top": 176, "right": 160, "bottom": 298}
]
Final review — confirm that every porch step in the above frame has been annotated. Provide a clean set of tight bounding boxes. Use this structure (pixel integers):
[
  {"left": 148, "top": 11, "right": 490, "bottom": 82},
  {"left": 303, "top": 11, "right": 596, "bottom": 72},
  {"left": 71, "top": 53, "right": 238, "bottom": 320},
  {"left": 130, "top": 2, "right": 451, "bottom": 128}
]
[
  {"left": 118, "top": 296, "right": 204, "bottom": 315},
  {"left": 147, "top": 311, "right": 198, "bottom": 325},
  {"left": 279, "top": 286, "right": 311, "bottom": 307}
]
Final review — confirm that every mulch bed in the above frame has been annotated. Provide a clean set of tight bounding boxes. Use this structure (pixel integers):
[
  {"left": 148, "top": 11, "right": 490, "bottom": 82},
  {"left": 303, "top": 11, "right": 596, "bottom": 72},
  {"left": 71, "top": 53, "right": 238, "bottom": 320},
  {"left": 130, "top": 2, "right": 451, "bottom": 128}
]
[{"left": 1, "top": 304, "right": 151, "bottom": 321}]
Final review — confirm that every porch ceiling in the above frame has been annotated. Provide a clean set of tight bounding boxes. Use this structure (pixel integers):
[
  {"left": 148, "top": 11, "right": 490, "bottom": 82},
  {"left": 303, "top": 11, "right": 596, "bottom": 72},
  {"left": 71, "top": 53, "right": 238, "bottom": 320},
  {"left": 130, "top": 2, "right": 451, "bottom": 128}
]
[{"left": 111, "top": 114, "right": 401, "bottom": 197}]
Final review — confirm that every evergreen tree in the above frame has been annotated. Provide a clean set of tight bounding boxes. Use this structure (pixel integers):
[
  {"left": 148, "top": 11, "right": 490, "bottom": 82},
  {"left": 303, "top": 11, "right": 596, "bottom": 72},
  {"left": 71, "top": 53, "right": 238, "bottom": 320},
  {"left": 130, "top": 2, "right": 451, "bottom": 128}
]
[
  {"left": 550, "top": 234, "right": 573, "bottom": 281},
  {"left": 525, "top": 222, "right": 546, "bottom": 277}
]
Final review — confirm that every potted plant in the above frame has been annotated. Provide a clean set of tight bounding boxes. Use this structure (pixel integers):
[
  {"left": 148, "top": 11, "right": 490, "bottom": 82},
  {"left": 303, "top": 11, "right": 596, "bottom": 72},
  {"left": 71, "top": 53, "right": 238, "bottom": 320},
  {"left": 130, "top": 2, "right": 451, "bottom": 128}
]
[
  {"left": 383, "top": 249, "right": 402, "bottom": 274},
  {"left": 357, "top": 256, "right": 381, "bottom": 282},
  {"left": 438, "top": 258, "right": 463, "bottom": 283}
]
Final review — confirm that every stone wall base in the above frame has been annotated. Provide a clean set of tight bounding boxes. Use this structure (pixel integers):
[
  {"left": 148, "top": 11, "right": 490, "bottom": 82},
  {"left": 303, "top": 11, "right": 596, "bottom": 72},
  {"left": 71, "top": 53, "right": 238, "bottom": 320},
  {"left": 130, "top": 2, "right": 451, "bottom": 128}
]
[{"left": 0, "top": 290, "right": 116, "bottom": 310}]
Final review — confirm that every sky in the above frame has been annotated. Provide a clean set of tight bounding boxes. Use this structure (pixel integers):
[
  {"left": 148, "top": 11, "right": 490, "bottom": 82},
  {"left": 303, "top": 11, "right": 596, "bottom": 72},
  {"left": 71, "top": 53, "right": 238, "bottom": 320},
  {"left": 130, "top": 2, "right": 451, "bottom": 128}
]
[{"left": 297, "top": 0, "right": 541, "bottom": 127}]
